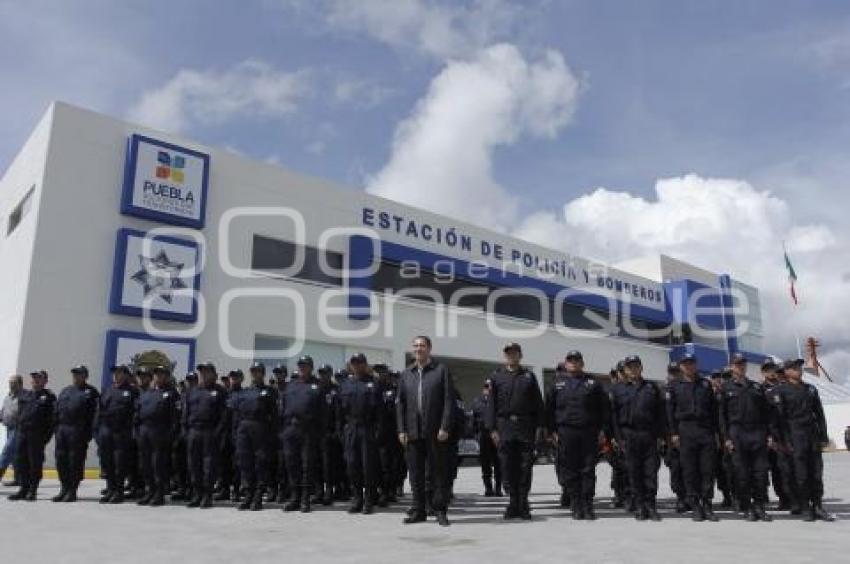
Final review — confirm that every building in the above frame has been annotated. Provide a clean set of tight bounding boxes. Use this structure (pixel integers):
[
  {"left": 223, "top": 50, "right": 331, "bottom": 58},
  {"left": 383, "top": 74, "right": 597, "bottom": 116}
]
[{"left": 0, "top": 102, "right": 767, "bottom": 419}]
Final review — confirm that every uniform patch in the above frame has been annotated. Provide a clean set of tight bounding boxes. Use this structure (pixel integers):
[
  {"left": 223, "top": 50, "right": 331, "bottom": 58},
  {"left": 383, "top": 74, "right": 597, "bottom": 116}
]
[
  {"left": 123, "top": 391, "right": 131, "bottom": 397},
  {"left": 311, "top": 384, "right": 318, "bottom": 390},
  {"left": 367, "top": 382, "right": 374, "bottom": 388},
  {"left": 211, "top": 391, "right": 218, "bottom": 397}
]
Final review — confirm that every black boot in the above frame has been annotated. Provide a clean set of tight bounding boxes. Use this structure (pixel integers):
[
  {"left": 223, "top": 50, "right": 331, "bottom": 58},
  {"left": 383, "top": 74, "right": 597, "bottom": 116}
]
[
  {"left": 349, "top": 493, "right": 364, "bottom": 514},
  {"left": 813, "top": 501, "right": 835, "bottom": 522},
  {"left": 584, "top": 496, "right": 596, "bottom": 520},
  {"left": 571, "top": 497, "right": 585, "bottom": 520},
  {"left": 250, "top": 489, "right": 263, "bottom": 511},
  {"left": 239, "top": 489, "right": 254, "bottom": 511},
  {"left": 702, "top": 499, "right": 718, "bottom": 522},
  {"left": 362, "top": 495, "right": 374, "bottom": 515},
  {"left": 494, "top": 482, "right": 503, "bottom": 497},
  {"left": 675, "top": 497, "right": 690, "bottom": 513},
  {"left": 754, "top": 503, "right": 771, "bottom": 522},
  {"left": 200, "top": 489, "right": 213, "bottom": 509},
  {"left": 691, "top": 497, "right": 705, "bottom": 521},
  {"left": 265, "top": 484, "right": 278, "bottom": 503},
  {"left": 150, "top": 488, "right": 165, "bottom": 506},
  {"left": 483, "top": 477, "right": 494, "bottom": 497},
  {"left": 214, "top": 485, "right": 231, "bottom": 501},
  {"left": 519, "top": 498, "right": 532, "bottom": 520},
  {"left": 137, "top": 489, "right": 154, "bottom": 506},
  {"left": 99, "top": 488, "right": 114, "bottom": 504},
  {"left": 109, "top": 487, "right": 125, "bottom": 504},
  {"left": 52, "top": 486, "right": 68, "bottom": 502},
  {"left": 63, "top": 487, "right": 78, "bottom": 502},
  {"left": 186, "top": 489, "right": 202, "bottom": 508},
  {"left": 8, "top": 487, "right": 28, "bottom": 501},
  {"left": 803, "top": 502, "right": 817, "bottom": 522},
  {"left": 284, "top": 489, "right": 301, "bottom": 512},
  {"left": 635, "top": 501, "right": 648, "bottom": 521},
  {"left": 300, "top": 492, "right": 312, "bottom": 513},
  {"left": 377, "top": 491, "right": 389, "bottom": 507},
  {"left": 647, "top": 500, "right": 661, "bottom": 521}
]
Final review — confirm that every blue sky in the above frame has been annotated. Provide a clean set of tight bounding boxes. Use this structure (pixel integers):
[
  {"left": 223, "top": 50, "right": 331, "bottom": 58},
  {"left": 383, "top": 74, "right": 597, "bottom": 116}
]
[{"left": 2, "top": 0, "right": 849, "bottom": 373}]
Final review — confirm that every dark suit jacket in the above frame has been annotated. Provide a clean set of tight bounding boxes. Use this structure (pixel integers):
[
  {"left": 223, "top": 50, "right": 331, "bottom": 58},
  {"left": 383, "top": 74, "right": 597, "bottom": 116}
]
[{"left": 396, "top": 360, "right": 454, "bottom": 441}]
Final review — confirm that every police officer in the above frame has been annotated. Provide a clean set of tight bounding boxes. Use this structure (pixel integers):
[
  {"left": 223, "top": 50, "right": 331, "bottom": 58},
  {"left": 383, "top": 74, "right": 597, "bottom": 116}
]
[
  {"left": 607, "top": 361, "right": 631, "bottom": 510},
  {"left": 662, "top": 361, "right": 688, "bottom": 512},
  {"left": 486, "top": 342, "right": 544, "bottom": 520},
  {"left": 234, "top": 361, "right": 276, "bottom": 511},
  {"left": 374, "top": 363, "right": 401, "bottom": 506},
  {"left": 545, "top": 350, "right": 609, "bottom": 520},
  {"left": 98, "top": 365, "right": 137, "bottom": 504},
  {"left": 170, "top": 371, "right": 195, "bottom": 501},
  {"left": 53, "top": 365, "right": 99, "bottom": 502},
  {"left": 316, "top": 363, "right": 341, "bottom": 506},
  {"left": 711, "top": 369, "right": 735, "bottom": 510},
  {"left": 666, "top": 353, "right": 719, "bottom": 521},
  {"left": 471, "top": 380, "right": 501, "bottom": 497},
  {"left": 611, "top": 356, "right": 665, "bottom": 521},
  {"left": 184, "top": 362, "right": 227, "bottom": 508},
  {"left": 772, "top": 358, "right": 834, "bottom": 521},
  {"left": 271, "top": 364, "right": 290, "bottom": 504},
  {"left": 282, "top": 355, "right": 325, "bottom": 512},
  {"left": 762, "top": 358, "right": 793, "bottom": 510},
  {"left": 550, "top": 361, "right": 569, "bottom": 507},
  {"left": 719, "top": 353, "right": 775, "bottom": 521},
  {"left": 216, "top": 369, "right": 241, "bottom": 502},
  {"left": 135, "top": 365, "right": 179, "bottom": 506},
  {"left": 338, "top": 353, "right": 381, "bottom": 514},
  {"left": 8, "top": 371, "right": 55, "bottom": 501}
]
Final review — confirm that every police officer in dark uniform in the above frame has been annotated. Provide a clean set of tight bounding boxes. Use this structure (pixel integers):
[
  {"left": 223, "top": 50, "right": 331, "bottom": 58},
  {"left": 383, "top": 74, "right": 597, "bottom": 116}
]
[
  {"left": 607, "top": 361, "right": 631, "bottom": 510},
  {"left": 8, "top": 371, "right": 55, "bottom": 501},
  {"left": 282, "top": 355, "right": 325, "bottom": 512},
  {"left": 719, "top": 353, "right": 775, "bottom": 521},
  {"left": 97, "top": 365, "right": 137, "bottom": 504},
  {"left": 611, "top": 355, "right": 665, "bottom": 521},
  {"left": 53, "top": 365, "right": 99, "bottom": 502},
  {"left": 471, "top": 380, "right": 501, "bottom": 497},
  {"left": 233, "top": 361, "right": 277, "bottom": 511},
  {"left": 184, "top": 362, "right": 227, "bottom": 508},
  {"left": 374, "top": 363, "right": 400, "bottom": 505},
  {"left": 271, "top": 364, "right": 290, "bottom": 504},
  {"left": 666, "top": 353, "right": 719, "bottom": 521},
  {"left": 135, "top": 365, "right": 179, "bottom": 506},
  {"left": 662, "top": 361, "right": 688, "bottom": 512},
  {"left": 545, "top": 350, "right": 609, "bottom": 520},
  {"left": 486, "top": 342, "right": 544, "bottom": 520},
  {"left": 338, "top": 353, "right": 381, "bottom": 514},
  {"left": 550, "top": 361, "right": 569, "bottom": 507},
  {"left": 711, "top": 369, "right": 735, "bottom": 510},
  {"left": 315, "top": 363, "right": 341, "bottom": 506},
  {"left": 215, "top": 369, "right": 241, "bottom": 502},
  {"left": 772, "top": 358, "right": 834, "bottom": 521},
  {"left": 762, "top": 358, "right": 791, "bottom": 509},
  {"left": 170, "top": 371, "right": 195, "bottom": 501}
]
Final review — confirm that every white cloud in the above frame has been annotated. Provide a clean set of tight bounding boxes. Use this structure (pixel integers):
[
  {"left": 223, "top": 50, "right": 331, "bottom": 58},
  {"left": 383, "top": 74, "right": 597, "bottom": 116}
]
[
  {"left": 127, "top": 59, "right": 310, "bottom": 133},
  {"left": 366, "top": 43, "right": 580, "bottom": 230},
  {"left": 513, "top": 174, "right": 850, "bottom": 377},
  {"left": 333, "top": 79, "right": 395, "bottom": 108},
  {"left": 323, "top": 0, "right": 522, "bottom": 59}
]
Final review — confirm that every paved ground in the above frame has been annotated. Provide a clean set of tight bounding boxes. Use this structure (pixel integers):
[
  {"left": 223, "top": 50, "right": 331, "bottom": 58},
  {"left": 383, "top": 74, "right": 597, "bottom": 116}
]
[{"left": 1, "top": 453, "right": 847, "bottom": 564}]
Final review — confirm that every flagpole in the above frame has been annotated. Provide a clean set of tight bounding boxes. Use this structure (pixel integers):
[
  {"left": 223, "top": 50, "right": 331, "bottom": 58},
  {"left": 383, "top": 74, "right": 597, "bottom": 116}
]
[{"left": 783, "top": 240, "right": 804, "bottom": 360}]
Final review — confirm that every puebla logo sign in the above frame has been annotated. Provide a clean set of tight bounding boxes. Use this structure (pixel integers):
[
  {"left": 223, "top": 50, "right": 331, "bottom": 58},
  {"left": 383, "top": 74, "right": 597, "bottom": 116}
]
[{"left": 121, "top": 134, "right": 210, "bottom": 228}]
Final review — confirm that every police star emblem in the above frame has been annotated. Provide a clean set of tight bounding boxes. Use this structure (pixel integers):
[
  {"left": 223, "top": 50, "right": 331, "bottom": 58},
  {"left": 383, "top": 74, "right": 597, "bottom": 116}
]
[{"left": 131, "top": 249, "right": 187, "bottom": 304}]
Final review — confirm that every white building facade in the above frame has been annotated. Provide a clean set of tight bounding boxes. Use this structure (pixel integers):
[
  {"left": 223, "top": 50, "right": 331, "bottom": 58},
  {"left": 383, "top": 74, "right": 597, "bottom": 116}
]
[{"left": 1, "top": 102, "right": 767, "bottom": 409}]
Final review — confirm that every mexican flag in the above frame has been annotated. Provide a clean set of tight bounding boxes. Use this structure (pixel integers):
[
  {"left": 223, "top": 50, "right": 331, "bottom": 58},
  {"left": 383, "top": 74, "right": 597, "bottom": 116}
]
[{"left": 784, "top": 247, "right": 798, "bottom": 305}]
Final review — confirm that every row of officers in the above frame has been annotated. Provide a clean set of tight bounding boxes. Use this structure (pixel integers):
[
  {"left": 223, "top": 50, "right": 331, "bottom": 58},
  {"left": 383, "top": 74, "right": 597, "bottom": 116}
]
[
  {"left": 472, "top": 343, "right": 834, "bottom": 523},
  {"left": 5, "top": 353, "right": 409, "bottom": 516},
  {"left": 4, "top": 336, "right": 835, "bottom": 527}
]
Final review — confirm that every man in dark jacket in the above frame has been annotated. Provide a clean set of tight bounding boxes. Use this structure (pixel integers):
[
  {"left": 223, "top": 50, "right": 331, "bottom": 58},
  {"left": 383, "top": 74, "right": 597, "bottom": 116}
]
[
  {"left": 233, "top": 361, "right": 277, "bottom": 511},
  {"left": 8, "top": 371, "right": 55, "bottom": 501},
  {"left": 97, "top": 365, "right": 137, "bottom": 504},
  {"left": 396, "top": 335, "right": 453, "bottom": 526},
  {"left": 53, "top": 365, "right": 99, "bottom": 502},
  {"left": 486, "top": 342, "right": 544, "bottom": 520}
]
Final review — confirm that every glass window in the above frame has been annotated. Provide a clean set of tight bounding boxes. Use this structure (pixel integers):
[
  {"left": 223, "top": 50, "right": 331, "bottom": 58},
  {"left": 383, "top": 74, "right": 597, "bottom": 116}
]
[
  {"left": 7, "top": 186, "right": 34, "bottom": 236},
  {"left": 251, "top": 234, "right": 343, "bottom": 286}
]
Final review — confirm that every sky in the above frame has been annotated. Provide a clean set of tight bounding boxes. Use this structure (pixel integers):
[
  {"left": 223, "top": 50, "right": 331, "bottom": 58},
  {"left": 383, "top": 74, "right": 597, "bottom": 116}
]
[{"left": 2, "top": 0, "right": 849, "bottom": 378}]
